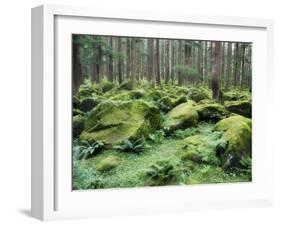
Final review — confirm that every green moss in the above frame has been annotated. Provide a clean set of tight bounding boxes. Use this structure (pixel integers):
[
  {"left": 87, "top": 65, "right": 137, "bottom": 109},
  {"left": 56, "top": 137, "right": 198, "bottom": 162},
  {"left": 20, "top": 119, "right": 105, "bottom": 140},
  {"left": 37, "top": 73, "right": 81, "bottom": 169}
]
[
  {"left": 119, "top": 80, "right": 135, "bottom": 90},
  {"left": 80, "top": 100, "right": 160, "bottom": 145},
  {"left": 163, "top": 102, "right": 199, "bottom": 133},
  {"left": 214, "top": 116, "right": 252, "bottom": 168},
  {"left": 196, "top": 103, "right": 229, "bottom": 121},
  {"left": 173, "top": 95, "right": 187, "bottom": 107},
  {"left": 158, "top": 96, "right": 174, "bottom": 112},
  {"left": 101, "top": 79, "right": 115, "bottom": 93},
  {"left": 96, "top": 156, "right": 121, "bottom": 172},
  {"left": 187, "top": 87, "right": 211, "bottom": 102},
  {"left": 224, "top": 100, "right": 251, "bottom": 117},
  {"left": 180, "top": 134, "right": 222, "bottom": 165},
  {"left": 222, "top": 90, "right": 251, "bottom": 102}
]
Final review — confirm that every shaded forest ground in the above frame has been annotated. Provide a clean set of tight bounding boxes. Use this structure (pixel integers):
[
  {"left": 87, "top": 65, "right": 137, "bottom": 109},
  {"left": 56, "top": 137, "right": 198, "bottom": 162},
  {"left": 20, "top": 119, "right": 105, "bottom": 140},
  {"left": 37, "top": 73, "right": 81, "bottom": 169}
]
[{"left": 72, "top": 79, "right": 252, "bottom": 190}]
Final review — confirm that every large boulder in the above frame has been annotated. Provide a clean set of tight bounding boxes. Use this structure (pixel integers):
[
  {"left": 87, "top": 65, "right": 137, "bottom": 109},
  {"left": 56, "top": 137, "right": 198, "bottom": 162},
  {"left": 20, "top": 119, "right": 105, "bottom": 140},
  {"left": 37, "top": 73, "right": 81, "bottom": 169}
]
[
  {"left": 187, "top": 87, "right": 211, "bottom": 102},
  {"left": 196, "top": 103, "right": 229, "bottom": 121},
  {"left": 163, "top": 102, "right": 199, "bottom": 133},
  {"left": 214, "top": 115, "right": 252, "bottom": 168},
  {"left": 80, "top": 100, "right": 160, "bottom": 145},
  {"left": 181, "top": 133, "right": 222, "bottom": 165},
  {"left": 78, "top": 97, "right": 100, "bottom": 112},
  {"left": 73, "top": 115, "right": 86, "bottom": 138},
  {"left": 224, "top": 100, "right": 251, "bottom": 118}
]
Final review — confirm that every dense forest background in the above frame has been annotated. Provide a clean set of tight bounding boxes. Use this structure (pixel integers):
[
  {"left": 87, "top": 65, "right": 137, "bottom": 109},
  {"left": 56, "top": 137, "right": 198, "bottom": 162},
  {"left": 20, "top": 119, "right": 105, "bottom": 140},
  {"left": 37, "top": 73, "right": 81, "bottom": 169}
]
[{"left": 72, "top": 35, "right": 252, "bottom": 98}]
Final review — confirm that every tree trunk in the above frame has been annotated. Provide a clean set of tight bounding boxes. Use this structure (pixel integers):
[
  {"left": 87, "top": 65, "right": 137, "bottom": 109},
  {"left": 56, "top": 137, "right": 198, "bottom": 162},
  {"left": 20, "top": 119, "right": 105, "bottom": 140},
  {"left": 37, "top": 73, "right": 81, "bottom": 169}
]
[
  {"left": 131, "top": 38, "right": 136, "bottom": 84},
  {"left": 72, "top": 35, "right": 82, "bottom": 95},
  {"left": 211, "top": 41, "right": 221, "bottom": 101},
  {"left": 108, "top": 37, "right": 113, "bottom": 82},
  {"left": 147, "top": 39, "right": 154, "bottom": 82},
  {"left": 241, "top": 44, "right": 246, "bottom": 88},
  {"left": 178, "top": 40, "right": 184, "bottom": 85},
  {"left": 117, "top": 38, "right": 123, "bottom": 84},
  {"left": 225, "top": 42, "right": 232, "bottom": 89},
  {"left": 126, "top": 38, "right": 131, "bottom": 80},
  {"left": 156, "top": 39, "right": 161, "bottom": 85},
  {"left": 165, "top": 40, "right": 170, "bottom": 83},
  {"left": 234, "top": 43, "right": 240, "bottom": 87}
]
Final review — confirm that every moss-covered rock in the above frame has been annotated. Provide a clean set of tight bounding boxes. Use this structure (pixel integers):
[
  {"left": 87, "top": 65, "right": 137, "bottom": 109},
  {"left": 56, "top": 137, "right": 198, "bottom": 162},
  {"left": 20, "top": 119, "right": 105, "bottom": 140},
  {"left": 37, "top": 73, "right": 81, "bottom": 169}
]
[
  {"left": 119, "top": 80, "right": 135, "bottom": 90},
  {"left": 181, "top": 134, "right": 221, "bottom": 165},
  {"left": 158, "top": 96, "right": 175, "bottom": 112},
  {"left": 173, "top": 95, "right": 187, "bottom": 107},
  {"left": 78, "top": 97, "right": 99, "bottom": 112},
  {"left": 163, "top": 102, "right": 199, "bottom": 133},
  {"left": 146, "top": 89, "right": 164, "bottom": 101},
  {"left": 214, "top": 115, "right": 252, "bottom": 168},
  {"left": 80, "top": 100, "right": 160, "bottom": 145},
  {"left": 224, "top": 100, "right": 251, "bottom": 118},
  {"left": 73, "top": 96, "right": 80, "bottom": 109},
  {"left": 101, "top": 79, "right": 115, "bottom": 93},
  {"left": 96, "top": 156, "right": 121, "bottom": 172},
  {"left": 73, "top": 115, "right": 86, "bottom": 138},
  {"left": 187, "top": 87, "right": 211, "bottom": 102},
  {"left": 196, "top": 103, "right": 229, "bottom": 121},
  {"left": 131, "top": 89, "right": 145, "bottom": 99},
  {"left": 222, "top": 90, "right": 251, "bottom": 102}
]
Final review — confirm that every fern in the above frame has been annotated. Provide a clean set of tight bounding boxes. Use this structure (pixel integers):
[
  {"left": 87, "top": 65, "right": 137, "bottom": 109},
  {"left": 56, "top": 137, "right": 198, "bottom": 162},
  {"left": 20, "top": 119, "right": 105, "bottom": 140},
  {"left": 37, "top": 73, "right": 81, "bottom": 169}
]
[
  {"left": 148, "top": 130, "right": 165, "bottom": 144},
  {"left": 144, "top": 160, "right": 177, "bottom": 186},
  {"left": 114, "top": 137, "right": 150, "bottom": 153},
  {"left": 172, "top": 128, "right": 198, "bottom": 139},
  {"left": 73, "top": 140, "right": 105, "bottom": 160}
]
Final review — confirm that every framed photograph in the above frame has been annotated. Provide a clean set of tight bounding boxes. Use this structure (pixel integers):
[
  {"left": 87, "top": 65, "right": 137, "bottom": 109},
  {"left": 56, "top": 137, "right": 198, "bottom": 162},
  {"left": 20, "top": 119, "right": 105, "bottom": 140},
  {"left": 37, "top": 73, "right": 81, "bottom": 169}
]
[{"left": 31, "top": 4, "right": 274, "bottom": 221}]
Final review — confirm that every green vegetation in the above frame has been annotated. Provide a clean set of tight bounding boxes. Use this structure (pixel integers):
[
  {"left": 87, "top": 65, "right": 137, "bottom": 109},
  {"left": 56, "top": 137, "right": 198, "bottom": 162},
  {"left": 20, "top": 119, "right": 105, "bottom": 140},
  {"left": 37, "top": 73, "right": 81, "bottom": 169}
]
[
  {"left": 72, "top": 35, "right": 252, "bottom": 190},
  {"left": 72, "top": 81, "right": 252, "bottom": 190}
]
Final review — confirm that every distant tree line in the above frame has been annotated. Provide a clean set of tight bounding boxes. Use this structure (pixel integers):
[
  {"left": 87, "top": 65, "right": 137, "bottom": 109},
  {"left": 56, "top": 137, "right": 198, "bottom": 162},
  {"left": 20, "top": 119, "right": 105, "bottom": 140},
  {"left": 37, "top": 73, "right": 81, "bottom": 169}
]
[{"left": 72, "top": 35, "right": 252, "bottom": 96}]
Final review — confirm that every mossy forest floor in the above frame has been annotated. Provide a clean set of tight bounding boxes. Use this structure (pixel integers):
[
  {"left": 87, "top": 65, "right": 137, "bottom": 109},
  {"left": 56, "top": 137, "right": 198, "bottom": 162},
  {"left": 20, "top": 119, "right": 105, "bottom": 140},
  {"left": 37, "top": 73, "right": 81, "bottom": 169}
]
[{"left": 72, "top": 80, "right": 252, "bottom": 190}]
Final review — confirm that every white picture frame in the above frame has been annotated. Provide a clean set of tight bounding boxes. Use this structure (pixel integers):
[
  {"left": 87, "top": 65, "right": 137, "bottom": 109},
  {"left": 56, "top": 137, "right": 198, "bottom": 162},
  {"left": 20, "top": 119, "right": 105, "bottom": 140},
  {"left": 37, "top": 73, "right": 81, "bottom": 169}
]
[{"left": 31, "top": 4, "right": 274, "bottom": 221}]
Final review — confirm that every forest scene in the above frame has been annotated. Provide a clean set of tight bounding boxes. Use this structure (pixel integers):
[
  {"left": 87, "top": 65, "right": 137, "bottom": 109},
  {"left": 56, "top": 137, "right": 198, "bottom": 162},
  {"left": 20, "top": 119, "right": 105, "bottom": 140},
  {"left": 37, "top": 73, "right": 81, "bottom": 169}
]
[{"left": 72, "top": 34, "right": 252, "bottom": 190}]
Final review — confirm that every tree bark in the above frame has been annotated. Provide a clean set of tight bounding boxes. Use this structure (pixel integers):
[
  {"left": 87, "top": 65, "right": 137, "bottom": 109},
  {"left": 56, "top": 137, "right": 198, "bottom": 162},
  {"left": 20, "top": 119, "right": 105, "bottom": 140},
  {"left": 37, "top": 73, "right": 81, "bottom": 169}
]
[
  {"left": 165, "top": 40, "right": 170, "bottom": 83},
  {"left": 72, "top": 35, "right": 82, "bottom": 95},
  {"left": 211, "top": 41, "right": 222, "bottom": 101},
  {"left": 108, "top": 37, "right": 113, "bottom": 82},
  {"left": 156, "top": 39, "right": 161, "bottom": 85},
  {"left": 147, "top": 39, "right": 154, "bottom": 82},
  {"left": 225, "top": 42, "right": 232, "bottom": 89},
  {"left": 117, "top": 38, "right": 123, "bottom": 84}
]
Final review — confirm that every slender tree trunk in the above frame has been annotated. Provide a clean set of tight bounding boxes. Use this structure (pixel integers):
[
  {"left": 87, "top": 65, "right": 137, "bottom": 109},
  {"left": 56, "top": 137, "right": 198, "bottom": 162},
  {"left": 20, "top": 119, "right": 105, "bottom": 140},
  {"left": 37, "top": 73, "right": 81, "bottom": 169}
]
[
  {"left": 147, "top": 39, "right": 154, "bottom": 82},
  {"left": 95, "top": 37, "right": 102, "bottom": 83},
  {"left": 171, "top": 41, "right": 175, "bottom": 84},
  {"left": 178, "top": 40, "right": 183, "bottom": 85},
  {"left": 165, "top": 40, "right": 170, "bottom": 83},
  {"left": 234, "top": 43, "right": 240, "bottom": 87},
  {"left": 117, "top": 38, "right": 123, "bottom": 84},
  {"left": 156, "top": 39, "right": 161, "bottom": 85},
  {"left": 241, "top": 44, "right": 246, "bottom": 88},
  {"left": 126, "top": 38, "right": 131, "bottom": 80},
  {"left": 72, "top": 35, "right": 82, "bottom": 95},
  {"left": 108, "top": 37, "right": 113, "bottom": 82},
  {"left": 211, "top": 41, "right": 222, "bottom": 101},
  {"left": 225, "top": 42, "right": 232, "bottom": 89},
  {"left": 131, "top": 38, "right": 136, "bottom": 84}
]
